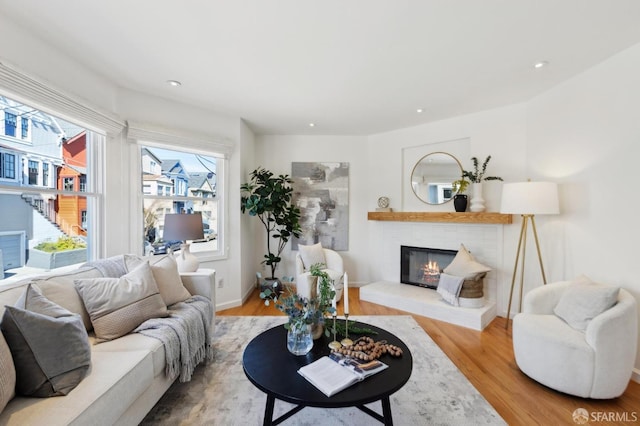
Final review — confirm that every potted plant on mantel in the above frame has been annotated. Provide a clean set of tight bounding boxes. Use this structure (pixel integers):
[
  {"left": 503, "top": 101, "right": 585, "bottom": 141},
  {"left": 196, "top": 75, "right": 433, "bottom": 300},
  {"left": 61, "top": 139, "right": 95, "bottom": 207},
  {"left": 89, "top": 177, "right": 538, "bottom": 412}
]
[
  {"left": 241, "top": 167, "right": 302, "bottom": 295},
  {"left": 455, "top": 156, "right": 503, "bottom": 213},
  {"left": 451, "top": 177, "right": 470, "bottom": 212}
]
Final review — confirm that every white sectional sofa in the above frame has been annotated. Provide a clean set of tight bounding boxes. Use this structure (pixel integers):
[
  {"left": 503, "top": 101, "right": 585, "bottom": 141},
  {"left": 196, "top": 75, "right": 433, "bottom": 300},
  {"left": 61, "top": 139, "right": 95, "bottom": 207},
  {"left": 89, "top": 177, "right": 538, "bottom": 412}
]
[{"left": 0, "top": 255, "right": 215, "bottom": 425}]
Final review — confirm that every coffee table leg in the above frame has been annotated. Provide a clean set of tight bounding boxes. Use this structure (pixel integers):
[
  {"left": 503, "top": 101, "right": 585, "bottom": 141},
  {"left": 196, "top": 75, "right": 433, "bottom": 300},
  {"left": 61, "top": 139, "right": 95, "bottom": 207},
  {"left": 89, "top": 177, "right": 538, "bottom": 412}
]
[
  {"left": 263, "top": 394, "right": 275, "bottom": 426},
  {"left": 381, "top": 396, "right": 393, "bottom": 426}
]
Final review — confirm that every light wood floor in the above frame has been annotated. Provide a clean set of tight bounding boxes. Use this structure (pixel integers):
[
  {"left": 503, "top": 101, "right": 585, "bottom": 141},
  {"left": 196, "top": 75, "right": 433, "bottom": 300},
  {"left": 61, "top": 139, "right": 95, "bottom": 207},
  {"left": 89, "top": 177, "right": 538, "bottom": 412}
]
[{"left": 219, "top": 287, "right": 640, "bottom": 426}]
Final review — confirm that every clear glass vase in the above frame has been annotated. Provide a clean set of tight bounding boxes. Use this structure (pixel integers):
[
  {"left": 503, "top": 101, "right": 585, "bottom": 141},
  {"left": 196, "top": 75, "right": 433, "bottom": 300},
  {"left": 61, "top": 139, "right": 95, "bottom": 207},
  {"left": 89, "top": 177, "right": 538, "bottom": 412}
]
[{"left": 287, "top": 324, "right": 313, "bottom": 355}]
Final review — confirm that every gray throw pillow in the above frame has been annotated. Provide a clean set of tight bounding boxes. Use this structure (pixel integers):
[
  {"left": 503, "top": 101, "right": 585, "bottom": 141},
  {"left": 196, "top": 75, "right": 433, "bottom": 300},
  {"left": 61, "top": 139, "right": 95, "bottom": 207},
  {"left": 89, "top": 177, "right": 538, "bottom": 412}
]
[
  {"left": 75, "top": 261, "right": 168, "bottom": 342},
  {"left": 0, "top": 284, "right": 91, "bottom": 397}
]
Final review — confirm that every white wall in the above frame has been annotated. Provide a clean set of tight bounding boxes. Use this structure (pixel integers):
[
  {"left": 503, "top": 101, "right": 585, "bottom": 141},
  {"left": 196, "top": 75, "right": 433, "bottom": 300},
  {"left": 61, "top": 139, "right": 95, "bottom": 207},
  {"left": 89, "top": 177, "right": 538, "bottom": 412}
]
[
  {"left": 526, "top": 42, "right": 640, "bottom": 369},
  {"left": 253, "top": 135, "right": 370, "bottom": 283}
]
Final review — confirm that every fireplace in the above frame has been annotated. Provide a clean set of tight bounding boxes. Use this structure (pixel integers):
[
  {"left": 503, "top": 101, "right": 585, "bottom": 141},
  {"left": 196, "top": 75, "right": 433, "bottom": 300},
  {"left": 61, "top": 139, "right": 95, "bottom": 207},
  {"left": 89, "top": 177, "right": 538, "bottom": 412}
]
[{"left": 400, "top": 245, "right": 457, "bottom": 289}]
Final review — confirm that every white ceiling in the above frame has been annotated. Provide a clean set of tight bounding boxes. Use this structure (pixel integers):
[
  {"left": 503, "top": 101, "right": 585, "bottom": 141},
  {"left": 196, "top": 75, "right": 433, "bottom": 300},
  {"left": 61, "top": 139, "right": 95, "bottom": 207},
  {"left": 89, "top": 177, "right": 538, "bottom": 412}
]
[{"left": 3, "top": 0, "right": 640, "bottom": 135}]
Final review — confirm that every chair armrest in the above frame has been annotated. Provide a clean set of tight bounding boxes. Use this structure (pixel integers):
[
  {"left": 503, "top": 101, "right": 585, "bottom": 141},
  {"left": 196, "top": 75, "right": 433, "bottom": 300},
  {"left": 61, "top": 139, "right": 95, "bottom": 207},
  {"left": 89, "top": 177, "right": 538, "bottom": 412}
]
[
  {"left": 295, "top": 254, "right": 305, "bottom": 275},
  {"left": 522, "top": 281, "right": 572, "bottom": 314},
  {"left": 180, "top": 268, "right": 216, "bottom": 302}
]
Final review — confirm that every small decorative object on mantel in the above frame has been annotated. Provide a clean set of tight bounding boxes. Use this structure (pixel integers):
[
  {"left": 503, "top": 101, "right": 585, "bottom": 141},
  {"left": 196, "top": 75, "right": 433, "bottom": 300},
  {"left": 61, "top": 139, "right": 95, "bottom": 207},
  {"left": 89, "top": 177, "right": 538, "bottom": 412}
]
[
  {"left": 376, "top": 196, "right": 392, "bottom": 212},
  {"left": 456, "top": 156, "right": 503, "bottom": 213},
  {"left": 451, "top": 179, "right": 470, "bottom": 212}
]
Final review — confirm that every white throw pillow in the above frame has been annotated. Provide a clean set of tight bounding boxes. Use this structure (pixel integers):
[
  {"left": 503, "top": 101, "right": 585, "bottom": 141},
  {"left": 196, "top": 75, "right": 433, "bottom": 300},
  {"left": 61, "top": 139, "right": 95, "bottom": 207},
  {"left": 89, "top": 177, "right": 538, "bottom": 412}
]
[
  {"left": 443, "top": 244, "right": 491, "bottom": 279},
  {"left": 298, "top": 243, "right": 326, "bottom": 271},
  {"left": 553, "top": 275, "right": 620, "bottom": 331},
  {"left": 124, "top": 254, "right": 191, "bottom": 306}
]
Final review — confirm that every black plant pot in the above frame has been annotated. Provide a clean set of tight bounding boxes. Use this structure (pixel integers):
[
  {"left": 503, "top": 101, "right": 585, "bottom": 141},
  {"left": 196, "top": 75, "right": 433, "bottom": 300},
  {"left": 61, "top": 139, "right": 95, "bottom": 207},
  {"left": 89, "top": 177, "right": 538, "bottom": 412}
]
[
  {"left": 454, "top": 194, "right": 468, "bottom": 212},
  {"left": 260, "top": 277, "right": 283, "bottom": 299}
]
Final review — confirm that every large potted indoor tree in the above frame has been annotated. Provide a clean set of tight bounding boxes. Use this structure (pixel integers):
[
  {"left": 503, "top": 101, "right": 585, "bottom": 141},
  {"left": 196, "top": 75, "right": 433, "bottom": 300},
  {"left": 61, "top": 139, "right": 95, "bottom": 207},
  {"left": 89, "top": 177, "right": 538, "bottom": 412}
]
[{"left": 241, "top": 167, "right": 302, "bottom": 296}]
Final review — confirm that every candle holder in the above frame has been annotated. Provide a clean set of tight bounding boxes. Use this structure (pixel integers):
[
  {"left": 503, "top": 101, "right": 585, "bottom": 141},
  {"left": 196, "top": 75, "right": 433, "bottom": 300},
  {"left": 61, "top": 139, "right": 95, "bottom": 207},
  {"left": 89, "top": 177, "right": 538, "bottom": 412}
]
[
  {"left": 340, "top": 313, "right": 353, "bottom": 346},
  {"left": 328, "top": 314, "right": 342, "bottom": 350}
]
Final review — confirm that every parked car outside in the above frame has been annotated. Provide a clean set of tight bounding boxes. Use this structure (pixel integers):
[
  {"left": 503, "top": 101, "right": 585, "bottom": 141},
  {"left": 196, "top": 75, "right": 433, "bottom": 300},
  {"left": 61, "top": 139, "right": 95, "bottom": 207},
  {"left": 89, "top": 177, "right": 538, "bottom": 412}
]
[
  {"left": 151, "top": 240, "right": 182, "bottom": 255},
  {"left": 193, "top": 229, "right": 217, "bottom": 243}
]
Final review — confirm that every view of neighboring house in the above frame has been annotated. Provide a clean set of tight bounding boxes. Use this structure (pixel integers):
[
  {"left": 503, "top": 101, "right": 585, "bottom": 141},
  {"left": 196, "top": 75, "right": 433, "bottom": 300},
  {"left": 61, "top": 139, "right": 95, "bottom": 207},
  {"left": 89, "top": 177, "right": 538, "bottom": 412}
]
[
  {"left": 141, "top": 148, "right": 218, "bottom": 244},
  {"left": 0, "top": 96, "right": 88, "bottom": 272},
  {"left": 56, "top": 131, "right": 87, "bottom": 236}
]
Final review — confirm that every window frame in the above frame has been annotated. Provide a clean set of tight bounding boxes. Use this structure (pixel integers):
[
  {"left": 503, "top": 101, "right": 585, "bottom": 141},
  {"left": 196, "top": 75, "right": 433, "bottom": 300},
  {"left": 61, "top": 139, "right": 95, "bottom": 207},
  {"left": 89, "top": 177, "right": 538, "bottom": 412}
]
[{"left": 137, "top": 141, "right": 226, "bottom": 262}]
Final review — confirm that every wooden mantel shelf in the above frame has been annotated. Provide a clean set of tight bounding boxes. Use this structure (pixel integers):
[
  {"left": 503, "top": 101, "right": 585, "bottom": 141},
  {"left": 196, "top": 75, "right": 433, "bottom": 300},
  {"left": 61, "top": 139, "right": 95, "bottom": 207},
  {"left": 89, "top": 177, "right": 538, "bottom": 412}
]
[{"left": 367, "top": 211, "right": 512, "bottom": 224}]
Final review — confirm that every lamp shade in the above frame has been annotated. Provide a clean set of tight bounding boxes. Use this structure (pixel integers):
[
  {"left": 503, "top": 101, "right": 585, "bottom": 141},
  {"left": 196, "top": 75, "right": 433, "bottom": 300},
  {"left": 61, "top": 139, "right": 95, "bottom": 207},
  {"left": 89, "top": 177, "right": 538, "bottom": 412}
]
[
  {"left": 500, "top": 182, "right": 559, "bottom": 215},
  {"left": 163, "top": 213, "right": 205, "bottom": 241}
]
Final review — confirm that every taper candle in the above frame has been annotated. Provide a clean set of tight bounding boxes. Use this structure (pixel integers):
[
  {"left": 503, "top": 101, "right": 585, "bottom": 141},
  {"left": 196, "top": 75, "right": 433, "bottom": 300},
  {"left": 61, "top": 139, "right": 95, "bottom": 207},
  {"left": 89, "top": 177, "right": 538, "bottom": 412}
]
[{"left": 343, "top": 272, "right": 349, "bottom": 314}]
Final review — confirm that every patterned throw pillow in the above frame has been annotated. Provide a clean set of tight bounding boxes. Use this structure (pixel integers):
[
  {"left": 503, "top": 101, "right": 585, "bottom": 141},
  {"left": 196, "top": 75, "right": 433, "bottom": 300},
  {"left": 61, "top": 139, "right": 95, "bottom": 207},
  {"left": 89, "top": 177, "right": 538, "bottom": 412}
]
[
  {"left": 0, "top": 332, "right": 16, "bottom": 409},
  {"left": 75, "top": 261, "right": 168, "bottom": 343},
  {"left": 0, "top": 284, "right": 91, "bottom": 397}
]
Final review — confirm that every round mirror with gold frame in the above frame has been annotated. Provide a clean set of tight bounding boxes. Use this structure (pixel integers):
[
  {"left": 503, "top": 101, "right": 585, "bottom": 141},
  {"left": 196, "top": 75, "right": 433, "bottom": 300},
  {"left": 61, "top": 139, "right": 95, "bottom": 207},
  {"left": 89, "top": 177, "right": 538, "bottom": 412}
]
[{"left": 410, "top": 152, "right": 463, "bottom": 205}]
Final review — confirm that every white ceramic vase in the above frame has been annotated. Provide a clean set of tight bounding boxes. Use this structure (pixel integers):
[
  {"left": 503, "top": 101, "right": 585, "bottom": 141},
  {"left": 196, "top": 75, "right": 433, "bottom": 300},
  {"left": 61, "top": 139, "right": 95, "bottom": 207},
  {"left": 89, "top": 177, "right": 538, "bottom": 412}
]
[{"left": 470, "top": 183, "right": 486, "bottom": 212}]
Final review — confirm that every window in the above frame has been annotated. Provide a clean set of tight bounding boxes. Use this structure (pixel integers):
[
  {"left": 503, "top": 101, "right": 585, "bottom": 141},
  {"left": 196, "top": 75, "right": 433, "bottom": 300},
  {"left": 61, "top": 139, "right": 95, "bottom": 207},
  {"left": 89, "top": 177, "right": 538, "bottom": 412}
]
[
  {"left": 43, "top": 163, "right": 49, "bottom": 186},
  {"left": 140, "top": 145, "right": 223, "bottom": 258},
  {"left": 63, "top": 177, "right": 74, "bottom": 191},
  {"left": 21, "top": 117, "right": 29, "bottom": 139},
  {"left": 28, "top": 160, "right": 38, "bottom": 185},
  {"left": 79, "top": 176, "right": 86, "bottom": 192},
  {"left": 1, "top": 153, "right": 16, "bottom": 179},
  {"left": 4, "top": 112, "right": 16, "bottom": 137}
]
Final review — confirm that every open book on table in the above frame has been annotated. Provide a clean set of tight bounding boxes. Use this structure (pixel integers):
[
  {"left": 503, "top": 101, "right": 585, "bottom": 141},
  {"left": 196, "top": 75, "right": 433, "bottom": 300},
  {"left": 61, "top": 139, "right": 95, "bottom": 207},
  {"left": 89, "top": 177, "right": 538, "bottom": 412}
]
[{"left": 297, "top": 353, "right": 389, "bottom": 397}]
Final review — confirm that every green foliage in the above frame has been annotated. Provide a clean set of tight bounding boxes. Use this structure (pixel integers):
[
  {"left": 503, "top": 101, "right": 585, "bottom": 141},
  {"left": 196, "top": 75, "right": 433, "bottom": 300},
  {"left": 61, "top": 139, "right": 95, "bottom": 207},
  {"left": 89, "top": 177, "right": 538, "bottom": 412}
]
[
  {"left": 34, "top": 236, "right": 86, "bottom": 252},
  {"left": 460, "top": 156, "right": 503, "bottom": 184},
  {"left": 241, "top": 167, "right": 302, "bottom": 279},
  {"left": 451, "top": 178, "right": 470, "bottom": 194},
  {"left": 260, "top": 262, "right": 336, "bottom": 330}
]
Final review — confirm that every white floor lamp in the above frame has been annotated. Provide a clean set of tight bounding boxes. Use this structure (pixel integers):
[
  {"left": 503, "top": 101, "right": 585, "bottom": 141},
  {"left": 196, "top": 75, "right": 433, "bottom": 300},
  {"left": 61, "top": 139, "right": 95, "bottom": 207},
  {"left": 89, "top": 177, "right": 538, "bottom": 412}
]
[
  {"left": 163, "top": 213, "right": 205, "bottom": 272},
  {"left": 500, "top": 182, "right": 559, "bottom": 328}
]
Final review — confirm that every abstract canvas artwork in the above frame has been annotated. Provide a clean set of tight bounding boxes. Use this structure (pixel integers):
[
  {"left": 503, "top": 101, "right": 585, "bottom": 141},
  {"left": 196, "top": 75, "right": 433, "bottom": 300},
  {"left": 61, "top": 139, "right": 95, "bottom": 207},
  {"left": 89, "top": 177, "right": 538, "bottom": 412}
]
[{"left": 291, "top": 162, "right": 349, "bottom": 251}]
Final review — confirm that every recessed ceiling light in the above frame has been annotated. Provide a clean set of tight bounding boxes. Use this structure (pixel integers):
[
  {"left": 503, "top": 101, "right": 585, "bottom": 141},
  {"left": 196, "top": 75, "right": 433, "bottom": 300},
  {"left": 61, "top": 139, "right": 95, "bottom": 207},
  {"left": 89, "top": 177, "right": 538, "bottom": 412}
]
[
  {"left": 166, "top": 80, "right": 182, "bottom": 87},
  {"left": 309, "top": 123, "right": 315, "bottom": 127},
  {"left": 416, "top": 108, "right": 423, "bottom": 113},
  {"left": 534, "top": 61, "right": 549, "bottom": 69}
]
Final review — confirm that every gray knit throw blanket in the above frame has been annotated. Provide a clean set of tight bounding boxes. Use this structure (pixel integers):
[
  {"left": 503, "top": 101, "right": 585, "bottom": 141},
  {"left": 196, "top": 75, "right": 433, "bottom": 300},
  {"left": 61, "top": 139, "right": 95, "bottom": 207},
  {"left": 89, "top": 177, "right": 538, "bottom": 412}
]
[{"left": 134, "top": 295, "right": 214, "bottom": 382}]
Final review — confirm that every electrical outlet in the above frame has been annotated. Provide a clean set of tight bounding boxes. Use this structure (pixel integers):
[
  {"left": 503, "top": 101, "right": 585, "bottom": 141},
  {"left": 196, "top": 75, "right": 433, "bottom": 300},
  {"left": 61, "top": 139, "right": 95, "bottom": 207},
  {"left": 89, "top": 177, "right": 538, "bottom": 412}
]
[{"left": 218, "top": 278, "right": 224, "bottom": 288}]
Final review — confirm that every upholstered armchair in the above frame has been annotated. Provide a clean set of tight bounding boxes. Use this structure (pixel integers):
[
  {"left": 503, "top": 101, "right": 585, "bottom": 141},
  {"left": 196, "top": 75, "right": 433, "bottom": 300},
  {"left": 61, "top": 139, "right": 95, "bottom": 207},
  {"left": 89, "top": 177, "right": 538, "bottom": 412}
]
[
  {"left": 512, "top": 279, "right": 638, "bottom": 399},
  {"left": 295, "top": 245, "right": 344, "bottom": 302}
]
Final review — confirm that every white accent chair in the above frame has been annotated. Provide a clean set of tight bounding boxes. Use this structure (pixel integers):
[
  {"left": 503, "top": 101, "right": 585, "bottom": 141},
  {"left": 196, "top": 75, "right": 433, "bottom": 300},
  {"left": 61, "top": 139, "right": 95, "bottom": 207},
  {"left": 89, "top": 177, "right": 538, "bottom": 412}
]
[
  {"left": 295, "top": 248, "right": 344, "bottom": 302},
  {"left": 512, "top": 281, "right": 638, "bottom": 399}
]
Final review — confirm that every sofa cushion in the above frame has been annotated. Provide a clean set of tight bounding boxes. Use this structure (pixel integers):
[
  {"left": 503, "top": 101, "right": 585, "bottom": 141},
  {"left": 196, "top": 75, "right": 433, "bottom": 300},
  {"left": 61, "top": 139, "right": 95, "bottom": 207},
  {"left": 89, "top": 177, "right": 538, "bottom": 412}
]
[
  {"left": 554, "top": 275, "right": 620, "bottom": 331},
  {"left": 92, "top": 333, "right": 166, "bottom": 378},
  {"left": 443, "top": 244, "right": 491, "bottom": 279},
  {"left": 298, "top": 243, "right": 326, "bottom": 271},
  {"left": 0, "top": 350, "right": 154, "bottom": 426},
  {"left": 75, "top": 261, "right": 168, "bottom": 343},
  {"left": 124, "top": 254, "right": 191, "bottom": 306},
  {"left": 0, "top": 331, "right": 16, "bottom": 412},
  {"left": 0, "top": 284, "right": 91, "bottom": 397}
]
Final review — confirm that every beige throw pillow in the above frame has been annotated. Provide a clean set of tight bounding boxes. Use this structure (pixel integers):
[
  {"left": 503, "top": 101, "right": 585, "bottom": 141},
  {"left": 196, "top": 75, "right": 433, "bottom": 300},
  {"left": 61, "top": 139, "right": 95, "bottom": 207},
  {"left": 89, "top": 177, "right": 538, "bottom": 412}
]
[
  {"left": 298, "top": 243, "right": 326, "bottom": 271},
  {"left": 75, "top": 261, "right": 168, "bottom": 343},
  {"left": 124, "top": 254, "right": 191, "bottom": 306},
  {"left": 443, "top": 244, "right": 491, "bottom": 279}
]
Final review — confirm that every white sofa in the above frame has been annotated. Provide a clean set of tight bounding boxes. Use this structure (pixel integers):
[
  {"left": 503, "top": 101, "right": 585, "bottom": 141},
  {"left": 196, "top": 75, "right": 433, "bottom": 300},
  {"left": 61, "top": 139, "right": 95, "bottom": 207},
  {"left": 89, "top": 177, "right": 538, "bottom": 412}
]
[
  {"left": 0, "top": 257, "right": 215, "bottom": 425},
  {"left": 513, "top": 280, "right": 637, "bottom": 399}
]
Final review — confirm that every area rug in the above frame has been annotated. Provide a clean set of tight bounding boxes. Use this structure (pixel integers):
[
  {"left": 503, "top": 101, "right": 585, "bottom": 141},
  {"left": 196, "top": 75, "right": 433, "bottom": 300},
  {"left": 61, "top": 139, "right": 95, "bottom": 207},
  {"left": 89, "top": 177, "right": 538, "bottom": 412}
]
[{"left": 140, "top": 315, "right": 506, "bottom": 425}]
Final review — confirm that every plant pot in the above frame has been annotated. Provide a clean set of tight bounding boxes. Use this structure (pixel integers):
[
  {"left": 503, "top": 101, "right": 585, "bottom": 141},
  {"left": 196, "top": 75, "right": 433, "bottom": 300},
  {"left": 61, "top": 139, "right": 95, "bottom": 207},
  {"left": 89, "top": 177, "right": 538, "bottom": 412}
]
[
  {"left": 260, "top": 277, "right": 283, "bottom": 298},
  {"left": 453, "top": 194, "right": 468, "bottom": 212},
  {"left": 311, "top": 323, "right": 324, "bottom": 340},
  {"left": 470, "top": 183, "right": 486, "bottom": 212},
  {"left": 287, "top": 324, "right": 313, "bottom": 355}
]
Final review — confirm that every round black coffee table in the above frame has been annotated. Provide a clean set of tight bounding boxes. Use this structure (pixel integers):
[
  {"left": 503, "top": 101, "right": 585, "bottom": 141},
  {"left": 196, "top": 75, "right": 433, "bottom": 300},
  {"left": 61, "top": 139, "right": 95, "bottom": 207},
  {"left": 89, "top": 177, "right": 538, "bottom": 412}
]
[{"left": 242, "top": 320, "right": 413, "bottom": 426}]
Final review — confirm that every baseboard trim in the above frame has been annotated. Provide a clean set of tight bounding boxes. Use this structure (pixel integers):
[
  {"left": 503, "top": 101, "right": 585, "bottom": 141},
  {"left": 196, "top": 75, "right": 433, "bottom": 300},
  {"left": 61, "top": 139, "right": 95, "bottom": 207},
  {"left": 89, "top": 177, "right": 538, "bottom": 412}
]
[{"left": 632, "top": 368, "right": 640, "bottom": 384}]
